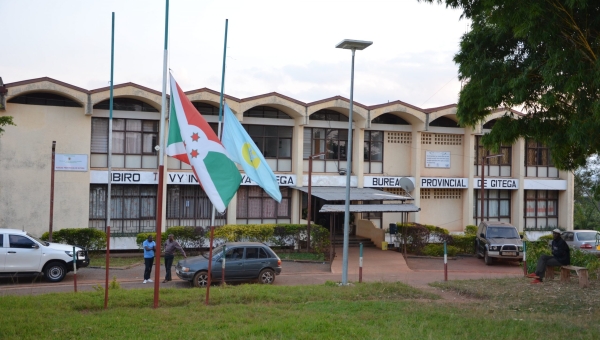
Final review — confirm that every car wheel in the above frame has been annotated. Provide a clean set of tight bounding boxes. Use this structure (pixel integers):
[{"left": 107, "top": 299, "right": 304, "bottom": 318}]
[
  {"left": 258, "top": 268, "right": 275, "bottom": 284},
  {"left": 475, "top": 241, "right": 483, "bottom": 259},
  {"left": 193, "top": 271, "right": 209, "bottom": 288},
  {"left": 43, "top": 262, "right": 67, "bottom": 282},
  {"left": 484, "top": 250, "right": 493, "bottom": 265}
]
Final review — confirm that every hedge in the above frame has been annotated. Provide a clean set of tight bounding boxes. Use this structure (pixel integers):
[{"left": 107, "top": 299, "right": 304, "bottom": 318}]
[
  {"left": 41, "top": 228, "right": 107, "bottom": 252},
  {"left": 136, "top": 224, "right": 330, "bottom": 254}
]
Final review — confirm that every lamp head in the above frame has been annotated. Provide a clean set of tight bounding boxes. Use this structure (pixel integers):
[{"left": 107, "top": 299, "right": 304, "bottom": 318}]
[
  {"left": 335, "top": 39, "right": 373, "bottom": 50},
  {"left": 338, "top": 168, "right": 347, "bottom": 176}
]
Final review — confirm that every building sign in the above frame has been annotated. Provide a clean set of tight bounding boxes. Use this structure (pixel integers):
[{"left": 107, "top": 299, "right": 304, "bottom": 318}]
[
  {"left": 55, "top": 154, "right": 88, "bottom": 171},
  {"left": 425, "top": 151, "right": 450, "bottom": 168},
  {"left": 421, "top": 177, "right": 468, "bottom": 188},
  {"left": 364, "top": 176, "right": 415, "bottom": 188},
  {"left": 90, "top": 170, "right": 296, "bottom": 186},
  {"left": 474, "top": 178, "right": 519, "bottom": 190},
  {"left": 523, "top": 179, "right": 567, "bottom": 190}
]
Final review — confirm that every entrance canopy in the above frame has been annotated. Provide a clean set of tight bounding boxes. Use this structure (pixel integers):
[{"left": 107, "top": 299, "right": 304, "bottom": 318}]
[
  {"left": 319, "top": 204, "right": 420, "bottom": 213},
  {"left": 294, "top": 187, "right": 412, "bottom": 202}
]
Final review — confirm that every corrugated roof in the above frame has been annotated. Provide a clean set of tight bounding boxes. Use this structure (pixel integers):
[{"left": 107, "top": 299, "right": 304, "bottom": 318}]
[
  {"left": 294, "top": 187, "right": 412, "bottom": 201},
  {"left": 319, "top": 204, "right": 420, "bottom": 213}
]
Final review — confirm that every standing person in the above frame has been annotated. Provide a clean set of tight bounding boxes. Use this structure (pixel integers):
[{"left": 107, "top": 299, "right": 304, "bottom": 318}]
[
  {"left": 527, "top": 229, "right": 570, "bottom": 284},
  {"left": 142, "top": 235, "right": 156, "bottom": 284},
  {"left": 163, "top": 234, "right": 186, "bottom": 283}
]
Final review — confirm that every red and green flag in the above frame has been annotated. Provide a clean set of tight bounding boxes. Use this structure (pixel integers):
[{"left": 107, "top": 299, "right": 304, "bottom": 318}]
[{"left": 166, "top": 74, "right": 241, "bottom": 213}]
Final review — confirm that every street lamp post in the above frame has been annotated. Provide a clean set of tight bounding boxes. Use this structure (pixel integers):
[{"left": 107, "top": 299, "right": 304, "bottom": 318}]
[
  {"left": 307, "top": 152, "right": 326, "bottom": 252},
  {"left": 480, "top": 153, "right": 503, "bottom": 224},
  {"left": 336, "top": 39, "right": 372, "bottom": 285}
]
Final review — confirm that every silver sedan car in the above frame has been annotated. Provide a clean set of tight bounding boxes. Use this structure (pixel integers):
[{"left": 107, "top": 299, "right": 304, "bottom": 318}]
[{"left": 561, "top": 230, "right": 600, "bottom": 256}]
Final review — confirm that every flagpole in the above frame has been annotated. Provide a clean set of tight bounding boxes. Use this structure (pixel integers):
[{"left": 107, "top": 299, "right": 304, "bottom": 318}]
[
  {"left": 211, "top": 18, "right": 229, "bottom": 227},
  {"left": 105, "top": 11, "right": 115, "bottom": 309},
  {"left": 154, "top": 0, "right": 169, "bottom": 309}
]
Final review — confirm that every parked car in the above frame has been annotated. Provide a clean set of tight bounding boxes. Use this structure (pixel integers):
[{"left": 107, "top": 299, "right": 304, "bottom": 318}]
[
  {"left": 561, "top": 230, "right": 600, "bottom": 257},
  {"left": 0, "top": 229, "right": 89, "bottom": 282},
  {"left": 475, "top": 222, "right": 523, "bottom": 265},
  {"left": 176, "top": 242, "right": 282, "bottom": 287}
]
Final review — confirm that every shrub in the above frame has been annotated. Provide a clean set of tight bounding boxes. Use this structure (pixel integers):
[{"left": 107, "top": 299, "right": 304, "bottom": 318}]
[
  {"left": 165, "top": 226, "right": 206, "bottom": 250},
  {"left": 422, "top": 244, "right": 458, "bottom": 257},
  {"left": 41, "top": 228, "right": 107, "bottom": 252},
  {"left": 451, "top": 234, "right": 476, "bottom": 254},
  {"left": 394, "top": 223, "right": 451, "bottom": 254},
  {"left": 465, "top": 225, "right": 477, "bottom": 235}
]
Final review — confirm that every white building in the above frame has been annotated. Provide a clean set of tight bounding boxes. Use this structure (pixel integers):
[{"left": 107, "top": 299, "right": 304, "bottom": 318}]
[{"left": 0, "top": 77, "right": 573, "bottom": 246}]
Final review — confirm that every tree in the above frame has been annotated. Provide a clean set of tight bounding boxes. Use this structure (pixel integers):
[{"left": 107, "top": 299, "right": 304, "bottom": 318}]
[
  {"left": 0, "top": 116, "right": 15, "bottom": 136},
  {"left": 420, "top": 0, "right": 600, "bottom": 170},
  {"left": 574, "top": 157, "right": 600, "bottom": 230}
]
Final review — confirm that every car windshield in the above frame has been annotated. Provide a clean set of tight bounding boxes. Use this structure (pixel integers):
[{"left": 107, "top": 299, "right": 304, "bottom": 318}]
[
  {"left": 486, "top": 226, "right": 519, "bottom": 239},
  {"left": 576, "top": 232, "right": 599, "bottom": 241},
  {"left": 27, "top": 232, "right": 49, "bottom": 246},
  {"left": 202, "top": 245, "right": 225, "bottom": 259}
]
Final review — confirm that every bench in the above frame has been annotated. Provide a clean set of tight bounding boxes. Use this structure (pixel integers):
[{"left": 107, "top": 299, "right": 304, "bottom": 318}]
[{"left": 545, "top": 265, "right": 589, "bottom": 288}]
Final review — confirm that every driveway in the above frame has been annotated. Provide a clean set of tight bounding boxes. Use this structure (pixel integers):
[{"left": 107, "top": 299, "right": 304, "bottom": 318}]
[{"left": 0, "top": 247, "right": 523, "bottom": 296}]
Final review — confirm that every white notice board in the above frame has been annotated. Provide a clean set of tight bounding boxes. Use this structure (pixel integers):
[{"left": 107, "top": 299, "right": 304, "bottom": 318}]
[{"left": 425, "top": 151, "right": 450, "bottom": 168}]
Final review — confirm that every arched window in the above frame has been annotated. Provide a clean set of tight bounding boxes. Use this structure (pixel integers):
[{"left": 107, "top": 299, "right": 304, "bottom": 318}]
[
  {"left": 483, "top": 119, "right": 497, "bottom": 129},
  {"left": 8, "top": 92, "right": 82, "bottom": 107},
  {"left": 93, "top": 98, "right": 158, "bottom": 112},
  {"left": 372, "top": 113, "right": 409, "bottom": 125},
  {"left": 430, "top": 116, "right": 460, "bottom": 127},
  {"left": 192, "top": 102, "right": 220, "bottom": 116},
  {"left": 244, "top": 106, "right": 292, "bottom": 119},
  {"left": 310, "top": 109, "right": 349, "bottom": 122}
]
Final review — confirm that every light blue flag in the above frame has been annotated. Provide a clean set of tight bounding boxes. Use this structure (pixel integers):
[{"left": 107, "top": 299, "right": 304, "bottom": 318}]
[{"left": 221, "top": 103, "right": 282, "bottom": 202}]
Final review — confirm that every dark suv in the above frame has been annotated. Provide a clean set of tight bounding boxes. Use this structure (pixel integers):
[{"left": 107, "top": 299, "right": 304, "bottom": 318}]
[{"left": 475, "top": 222, "right": 523, "bottom": 265}]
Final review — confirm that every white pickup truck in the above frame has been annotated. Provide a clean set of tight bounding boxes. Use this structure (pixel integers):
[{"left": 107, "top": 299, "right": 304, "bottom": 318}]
[{"left": 0, "top": 229, "right": 89, "bottom": 282}]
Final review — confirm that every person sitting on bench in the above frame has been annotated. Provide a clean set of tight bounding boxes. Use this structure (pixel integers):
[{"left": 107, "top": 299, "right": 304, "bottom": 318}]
[{"left": 527, "top": 229, "right": 570, "bottom": 284}]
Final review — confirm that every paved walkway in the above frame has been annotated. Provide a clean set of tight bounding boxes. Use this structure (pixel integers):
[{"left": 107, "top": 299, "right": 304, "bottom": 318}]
[{"left": 0, "top": 247, "right": 524, "bottom": 295}]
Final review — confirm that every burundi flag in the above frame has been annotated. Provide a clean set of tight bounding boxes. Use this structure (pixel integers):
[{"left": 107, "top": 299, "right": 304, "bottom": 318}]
[
  {"left": 221, "top": 102, "right": 282, "bottom": 202},
  {"left": 166, "top": 74, "right": 241, "bottom": 213}
]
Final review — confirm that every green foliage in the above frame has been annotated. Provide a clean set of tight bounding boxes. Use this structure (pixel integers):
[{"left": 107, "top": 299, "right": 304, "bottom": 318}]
[
  {"left": 464, "top": 225, "right": 477, "bottom": 235},
  {"left": 422, "top": 244, "right": 459, "bottom": 257},
  {"left": 574, "top": 158, "right": 600, "bottom": 230},
  {"left": 136, "top": 226, "right": 206, "bottom": 250},
  {"left": 395, "top": 223, "right": 452, "bottom": 254},
  {"left": 41, "top": 228, "right": 106, "bottom": 251},
  {"left": 421, "top": 0, "right": 600, "bottom": 170},
  {"left": 452, "top": 234, "right": 476, "bottom": 254},
  {"left": 0, "top": 115, "right": 15, "bottom": 135}
]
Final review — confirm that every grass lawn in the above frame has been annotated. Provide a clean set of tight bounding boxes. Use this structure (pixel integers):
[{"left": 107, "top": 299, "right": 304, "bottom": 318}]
[{"left": 1, "top": 279, "right": 599, "bottom": 339}]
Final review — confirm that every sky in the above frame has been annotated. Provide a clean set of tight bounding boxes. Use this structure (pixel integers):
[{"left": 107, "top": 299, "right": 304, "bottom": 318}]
[{"left": 1, "top": 0, "right": 469, "bottom": 109}]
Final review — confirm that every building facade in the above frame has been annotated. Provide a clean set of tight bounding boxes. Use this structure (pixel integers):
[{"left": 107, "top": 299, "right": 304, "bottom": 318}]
[{"left": 0, "top": 77, "right": 573, "bottom": 245}]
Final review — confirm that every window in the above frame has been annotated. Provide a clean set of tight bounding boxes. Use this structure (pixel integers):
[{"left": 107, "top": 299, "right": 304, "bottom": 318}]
[
  {"left": 430, "top": 116, "right": 460, "bottom": 127},
  {"left": 372, "top": 113, "right": 409, "bottom": 125},
  {"left": 93, "top": 98, "right": 158, "bottom": 112},
  {"left": 525, "top": 190, "right": 558, "bottom": 230},
  {"left": 8, "top": 92, "right": 82, "bottom": 107},
  {"left": 0, "top": 234, "right": 3, "bottom": 247},
  {"left": 192, "top": 102, "right": 220, "bottom": 116},
  {"left": 525, "top": 140, "right": 557, "bottom": 177},
  {"left": 236, "top": 186, "right": 291, "bottom": 223},
  {"left": 304, "top": 128, "right": 348, "bottom": 160},
  {"left": 474, "top": 190, "right": 511, "bottom": 224},
  {"left": 310, "top": 109, "right": 348, "bottom": 122},
  {"left": 475, "top": 136, "right": 512, "bottom": 177},
  {"left": 526, "top": 140, "right": 553, "bottom": 166},
  {"left": 244, "top": 124, "right": 293, "bottom": 171},
  {"left": 364, "top": 130, "right": 383, "bottom": 173},
  {"left": 91, "top": 118, "right": 159, "bottom": 168},
  {"left": 244, "top": 106, "right": 292, "bottom": 119},
  {"left": 88, "top": 185, "right": 157, "bottom": 235},
  {"left": 166, "top": 185, "right": 226, "bottom": 227},
  {"left": 8, "top": 235, "right": 36, "bottom": 249}
]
